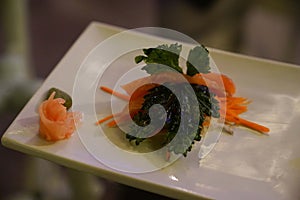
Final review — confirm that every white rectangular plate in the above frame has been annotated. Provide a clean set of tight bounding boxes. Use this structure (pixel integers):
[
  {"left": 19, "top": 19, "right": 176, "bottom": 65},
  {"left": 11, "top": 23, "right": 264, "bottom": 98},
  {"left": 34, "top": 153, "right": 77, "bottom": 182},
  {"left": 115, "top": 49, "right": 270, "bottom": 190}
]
[{"left": 2, "top": 22, "right": 300, "bottom": 200}]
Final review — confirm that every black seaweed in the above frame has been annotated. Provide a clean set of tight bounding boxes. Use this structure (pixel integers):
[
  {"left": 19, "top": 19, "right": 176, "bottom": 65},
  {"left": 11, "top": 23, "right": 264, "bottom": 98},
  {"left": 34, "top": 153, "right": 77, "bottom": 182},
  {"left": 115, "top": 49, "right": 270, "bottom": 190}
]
[{"left": 126, "top": 83, "right": 219, "bottom": 156}]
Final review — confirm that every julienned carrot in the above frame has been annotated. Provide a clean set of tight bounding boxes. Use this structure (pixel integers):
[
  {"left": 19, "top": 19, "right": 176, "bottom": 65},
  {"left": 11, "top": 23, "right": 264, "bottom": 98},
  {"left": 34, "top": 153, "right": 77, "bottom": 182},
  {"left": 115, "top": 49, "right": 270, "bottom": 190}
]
[
  {"left": 100, "top": 86, "right": 130, "bottom": 101},
  {"left": 221, "top": 96, "right": 269, "bottom": 134},
  {"left": 105, "top": 113, "right": 132, "bottom": 127},
  {"left": 96, "top": 114, "right": 114, "bottom": 125},
  {"left": 96, "top": 111, "right": 125, "bottom": 125},
  {"left": 97, "top": 84, "right": 156, "bottom": 126},
  {"left": 107, "top": 120, "right": 117, "bottom": 127},
  {"left": 225, "top": 113, "right": 269, "bottom": 133},
  {"left": 97, "top": 74, "right": 270, "bottom": 134},
  {"left": 97, "top": 115, "right": 120, "bottom": 127},
  {"left": 237, "top": 118, "right": 270, "bottom": 134}
]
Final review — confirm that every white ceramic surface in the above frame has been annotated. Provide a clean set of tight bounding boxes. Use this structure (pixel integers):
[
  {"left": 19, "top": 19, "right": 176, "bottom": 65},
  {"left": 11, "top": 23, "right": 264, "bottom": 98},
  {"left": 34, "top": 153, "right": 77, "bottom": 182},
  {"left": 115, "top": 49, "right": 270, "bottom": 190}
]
[{"left": 2, "top": 22, "right": 300, "bottom": 200}]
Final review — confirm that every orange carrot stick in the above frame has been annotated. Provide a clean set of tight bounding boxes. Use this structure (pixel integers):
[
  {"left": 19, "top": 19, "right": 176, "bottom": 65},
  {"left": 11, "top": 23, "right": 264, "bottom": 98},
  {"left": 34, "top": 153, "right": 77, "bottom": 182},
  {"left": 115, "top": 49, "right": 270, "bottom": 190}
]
[
  {"left": 219, "top": 95, "right": 270, "bottom": 134},
  {"left": 107, "top": 120, "right": 117, "bottom": 127},
  {"left": 106, "top": 114, "right": 129, "bottom": 127},
  {"left": 96, "top": 114, "right": 114, "bottom": 125},
  {"left": 237, "top": 118, "right": 270, "bottom": 134},
  {"left": 96, "top": 112, "right": 124, "bottom": 125},
  {"left": 100, "top": 86, "right": 130, "bottom": 101}
]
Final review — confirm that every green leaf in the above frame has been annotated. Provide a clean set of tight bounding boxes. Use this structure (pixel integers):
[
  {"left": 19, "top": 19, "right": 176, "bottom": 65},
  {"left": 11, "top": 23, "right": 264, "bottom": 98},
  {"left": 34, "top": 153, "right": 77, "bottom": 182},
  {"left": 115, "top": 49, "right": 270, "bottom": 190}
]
[
  {"left": 46, "top": 88, "right": 72, "bottom": 110},
  {"left": 135, "top": 55, "right": 145, "bottom": 64},
  {"left": 135, "top": 43, "right": 183, "bottom": 74},
  {"left": 186, "top": 45, "right": 210, "bottom": 75}
]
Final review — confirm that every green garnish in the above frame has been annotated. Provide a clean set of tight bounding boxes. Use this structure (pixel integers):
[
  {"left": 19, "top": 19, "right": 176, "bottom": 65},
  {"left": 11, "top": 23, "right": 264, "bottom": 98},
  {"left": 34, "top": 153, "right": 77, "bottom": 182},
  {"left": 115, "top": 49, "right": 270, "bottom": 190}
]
[
  {"left": 125, "top": 43, "right": 219, "bottom": 157},
  {"left": 46, "top": 88, "right": 72, "bottom": 110},
  {"left": 136, "top": 43, "right": 210, "bottom": 75},
  {"left": 136, "top": 43, "right": 183, "bottom": 74},
  {"left": 186, "top": 45, "right": 210, "bottom": 75}
]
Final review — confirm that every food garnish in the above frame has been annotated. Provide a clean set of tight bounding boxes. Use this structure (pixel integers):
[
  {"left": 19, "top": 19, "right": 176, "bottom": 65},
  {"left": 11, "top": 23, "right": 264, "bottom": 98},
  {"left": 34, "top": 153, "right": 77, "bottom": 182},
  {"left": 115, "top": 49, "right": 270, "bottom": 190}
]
[
  {"left": 38, "top": 89, "right": 82, "bottom": 141},
  {"left": 97, "top": 43, "right": 269, "bottom": 157},
  {"left": 46, "top": 87, "right": 73, "bottom": 110}
]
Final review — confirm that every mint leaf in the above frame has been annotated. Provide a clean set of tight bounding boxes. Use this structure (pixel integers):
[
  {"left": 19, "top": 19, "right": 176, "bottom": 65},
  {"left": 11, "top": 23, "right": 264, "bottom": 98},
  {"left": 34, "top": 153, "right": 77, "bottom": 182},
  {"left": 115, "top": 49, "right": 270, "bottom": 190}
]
[
  {"left": 186, "top": 45, "right": 210, "bottom": 75},
  {"left": 136, "top": 43, "right": 183, "bottom": 74}
]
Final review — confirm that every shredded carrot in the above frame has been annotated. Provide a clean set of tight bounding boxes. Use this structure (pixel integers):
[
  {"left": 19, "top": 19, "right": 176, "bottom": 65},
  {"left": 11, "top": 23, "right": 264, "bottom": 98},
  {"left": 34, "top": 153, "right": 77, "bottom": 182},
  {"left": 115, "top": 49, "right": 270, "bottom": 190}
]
[
  {"left": 100, "top": 86, "right": 130, "bottom": 101},
  {"left": 107, "top": 120, "right": 117, "bottom": 127},
  {"left": 105, "top": 113, "right": 131, "bottom": 127},
  {"left": 96, "top": 114, "right": 114, "bottom": 125},
  {"left": 97, "top": 73, "right": 270, "bottom": 135},
  {"left": 219, "top": 96, "right": 269, "bottom": 134},
  {"left": 96, "top": 111, "right": 125, "bottom": 125},
  {"left": 237, "top": 118, "right": 270, "bottom": 134}
]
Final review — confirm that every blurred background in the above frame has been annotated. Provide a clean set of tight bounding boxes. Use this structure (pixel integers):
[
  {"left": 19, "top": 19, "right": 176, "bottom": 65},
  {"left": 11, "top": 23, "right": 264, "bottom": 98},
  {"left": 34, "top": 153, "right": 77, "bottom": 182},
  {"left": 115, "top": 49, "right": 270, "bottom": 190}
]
[{"left": 0, "top": 0, "right": 299, "bottom": 199}]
